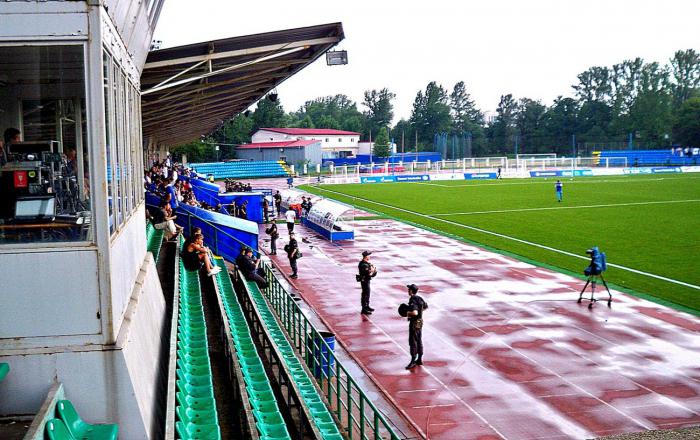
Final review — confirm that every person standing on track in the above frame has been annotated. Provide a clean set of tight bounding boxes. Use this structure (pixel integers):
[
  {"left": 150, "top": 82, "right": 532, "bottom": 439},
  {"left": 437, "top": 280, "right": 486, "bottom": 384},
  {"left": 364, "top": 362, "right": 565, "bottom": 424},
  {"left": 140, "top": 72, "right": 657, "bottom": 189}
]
[
  {"left": 358, "top": 251, "right": 377, "bottom": 315},
  {"left": 285, "top": 207, "right": 296, "bottom": 233},
  {"left": 555, "top": 179, "right": 563, "bottom": 202},
  {"left": 286, "top": 232, "right": 299, "bottom": 279},
  {"left": 405, "top": 284, "right": 428, "bottom": 369}
]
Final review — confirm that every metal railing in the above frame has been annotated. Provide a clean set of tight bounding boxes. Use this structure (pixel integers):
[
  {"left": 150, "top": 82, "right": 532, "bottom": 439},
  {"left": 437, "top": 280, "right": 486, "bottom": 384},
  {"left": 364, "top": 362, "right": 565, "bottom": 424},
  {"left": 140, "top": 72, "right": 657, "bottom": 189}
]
[{"left": 261, "top": 263, "right": 401, "bottom": 440}]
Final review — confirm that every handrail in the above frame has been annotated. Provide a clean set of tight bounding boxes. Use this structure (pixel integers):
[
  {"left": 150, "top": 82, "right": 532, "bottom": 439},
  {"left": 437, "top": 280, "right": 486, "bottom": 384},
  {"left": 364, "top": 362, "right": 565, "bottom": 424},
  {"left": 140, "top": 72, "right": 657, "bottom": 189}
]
[{"left": 261, "top": 262, "right": 401, "bottom": 440}]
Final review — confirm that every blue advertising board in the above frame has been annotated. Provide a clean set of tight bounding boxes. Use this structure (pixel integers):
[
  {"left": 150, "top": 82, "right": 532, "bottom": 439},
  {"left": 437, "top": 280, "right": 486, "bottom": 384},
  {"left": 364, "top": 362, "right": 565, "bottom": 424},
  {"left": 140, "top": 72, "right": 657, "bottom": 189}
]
[
  {"left": 464, "top": 172, "right": 497, "bottom": 180},
  {"left": 623, "top": 167, "right": 681, "bottom": 174},
  {"left": 530, "top": 169, "right": 593, "bottom": 178},
  {"left": 360, "top": 176, "right": 396, "bottom": 183},
  {"left": 395, "top": 174, "right": 430, "bottom": 182}
]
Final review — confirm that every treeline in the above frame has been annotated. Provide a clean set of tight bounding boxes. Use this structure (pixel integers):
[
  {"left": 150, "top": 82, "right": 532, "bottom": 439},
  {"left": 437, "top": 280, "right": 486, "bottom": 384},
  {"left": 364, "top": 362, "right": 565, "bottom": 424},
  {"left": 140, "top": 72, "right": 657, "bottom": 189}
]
[{"left": 175, "top": 49, "right": 700, "bottom": 162}]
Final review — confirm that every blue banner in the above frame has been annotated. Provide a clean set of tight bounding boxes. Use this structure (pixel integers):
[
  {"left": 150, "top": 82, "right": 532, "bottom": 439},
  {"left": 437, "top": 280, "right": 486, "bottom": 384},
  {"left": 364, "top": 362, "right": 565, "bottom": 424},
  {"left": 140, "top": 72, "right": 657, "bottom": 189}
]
[
  {"left": 623, "top": 167, "right": 681, "bottom": 174},
  {"left": 395, "top": 174, "right": 430, "bottom": 182},
  {"left": 530, "top": 169, "right": 592, "bottom": 178},
  {"left": 360, "top": 176, "right": 396, "bottom": 183},
  {"left": 464, "top": 172, "right": 497, "bottom": 180},
  {"left": 530, "top": 170, "right": 561, "bottom": 177}
]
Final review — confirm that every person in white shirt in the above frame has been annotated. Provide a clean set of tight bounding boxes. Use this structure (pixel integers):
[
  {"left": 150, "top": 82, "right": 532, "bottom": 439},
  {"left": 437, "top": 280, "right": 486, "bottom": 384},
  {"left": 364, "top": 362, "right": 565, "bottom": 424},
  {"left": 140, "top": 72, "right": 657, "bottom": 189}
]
[{"left": 285, "top": 208, "right": 297, "bottom": 233}]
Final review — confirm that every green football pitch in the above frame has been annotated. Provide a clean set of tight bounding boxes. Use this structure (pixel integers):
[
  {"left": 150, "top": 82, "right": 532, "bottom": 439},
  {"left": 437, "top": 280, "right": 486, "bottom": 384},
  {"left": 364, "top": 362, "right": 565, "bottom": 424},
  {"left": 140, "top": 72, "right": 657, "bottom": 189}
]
[{"left": 301, "top": 173, "right": 700, "bottom": 313}]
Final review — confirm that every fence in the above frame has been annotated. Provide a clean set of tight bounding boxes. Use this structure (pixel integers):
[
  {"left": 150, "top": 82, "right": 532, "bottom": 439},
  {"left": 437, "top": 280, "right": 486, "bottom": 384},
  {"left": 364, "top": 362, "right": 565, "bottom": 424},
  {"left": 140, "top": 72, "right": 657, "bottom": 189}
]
[{"left": 262, "top": 263, "right": 401, "bottom": 440}]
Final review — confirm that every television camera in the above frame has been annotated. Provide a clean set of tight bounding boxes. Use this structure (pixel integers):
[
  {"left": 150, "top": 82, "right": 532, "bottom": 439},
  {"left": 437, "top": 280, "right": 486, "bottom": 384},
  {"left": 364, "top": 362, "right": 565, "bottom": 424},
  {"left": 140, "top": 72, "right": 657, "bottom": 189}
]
[
  {"left": 0, "top": 141, "right": 84, "bottom": 221},
  {"left": 577, "top": 246, "right": 612, "bottom": 308}
]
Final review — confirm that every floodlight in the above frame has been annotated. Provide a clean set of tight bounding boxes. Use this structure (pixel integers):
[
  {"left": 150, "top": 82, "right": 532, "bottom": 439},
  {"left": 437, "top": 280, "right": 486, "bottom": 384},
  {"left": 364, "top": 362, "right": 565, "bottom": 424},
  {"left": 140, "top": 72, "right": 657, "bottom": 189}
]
[{"left": 326, "top": 50, "right": 348, "bottom": 66}]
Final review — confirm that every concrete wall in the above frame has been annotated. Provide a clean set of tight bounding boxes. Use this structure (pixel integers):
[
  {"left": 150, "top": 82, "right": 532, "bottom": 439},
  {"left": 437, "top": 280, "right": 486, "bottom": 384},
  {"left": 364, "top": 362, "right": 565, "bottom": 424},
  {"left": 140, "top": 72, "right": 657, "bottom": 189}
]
[
  {"left": 109, "top": 204, "right": 147, "bottom": 339},
  {"left": 237, "top": 147, "right": 306, "bottom": 163},
  {"left": 0, "top": 253, "right": 166, "bottom": 439}
]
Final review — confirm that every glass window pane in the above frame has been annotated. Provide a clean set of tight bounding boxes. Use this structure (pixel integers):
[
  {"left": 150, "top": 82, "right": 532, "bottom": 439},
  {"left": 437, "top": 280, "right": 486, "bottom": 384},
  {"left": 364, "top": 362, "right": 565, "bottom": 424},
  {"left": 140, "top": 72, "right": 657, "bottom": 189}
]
[
  {"left": 103, "top": 51, "right": 115, "bottom": 234},
  {"left": 0, "top": 45, "right": 92, "bottom": 245}
]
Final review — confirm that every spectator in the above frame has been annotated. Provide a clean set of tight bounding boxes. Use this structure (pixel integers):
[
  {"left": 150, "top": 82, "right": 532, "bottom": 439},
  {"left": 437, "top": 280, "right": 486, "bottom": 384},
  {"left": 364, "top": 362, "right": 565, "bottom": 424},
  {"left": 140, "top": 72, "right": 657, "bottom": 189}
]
[
  {"left": 152, "top": 199, "right": 181, "bottom": 240},
  {"left": 240, "top": 248, "right": 268, "bottom": 289},
  {"left": 182, "top": 233, "right": 221, "bottom": 276}
]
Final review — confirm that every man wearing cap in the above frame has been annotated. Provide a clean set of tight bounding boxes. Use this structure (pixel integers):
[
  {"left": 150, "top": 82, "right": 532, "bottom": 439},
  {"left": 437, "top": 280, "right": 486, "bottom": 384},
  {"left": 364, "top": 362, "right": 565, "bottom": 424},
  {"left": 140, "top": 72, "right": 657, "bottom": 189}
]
[
  {"left": 405, "top": 284, "right": 428, "bottom": 369},
  {"left": 358, "top": 251, "right": 377, "bottom": 315}
]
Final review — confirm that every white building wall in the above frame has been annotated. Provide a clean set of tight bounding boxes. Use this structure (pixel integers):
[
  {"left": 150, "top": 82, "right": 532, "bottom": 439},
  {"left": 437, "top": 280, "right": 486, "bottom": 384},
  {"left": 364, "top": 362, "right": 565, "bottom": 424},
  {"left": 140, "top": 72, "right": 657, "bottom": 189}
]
[{"left": 252, "top": 129, "right": 360, "bottom": 157}]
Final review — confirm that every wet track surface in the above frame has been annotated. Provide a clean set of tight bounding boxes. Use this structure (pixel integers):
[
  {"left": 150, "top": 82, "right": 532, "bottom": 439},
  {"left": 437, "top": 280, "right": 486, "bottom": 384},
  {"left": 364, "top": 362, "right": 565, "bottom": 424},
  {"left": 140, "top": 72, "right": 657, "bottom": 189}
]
[{"left": 260, "top": 216, "right": 700, "bottom": 439}]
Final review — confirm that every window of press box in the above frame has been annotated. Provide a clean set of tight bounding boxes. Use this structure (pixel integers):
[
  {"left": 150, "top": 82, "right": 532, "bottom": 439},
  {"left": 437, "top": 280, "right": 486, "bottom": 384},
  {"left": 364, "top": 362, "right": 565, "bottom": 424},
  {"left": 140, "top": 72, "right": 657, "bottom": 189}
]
[{"left": 0, "top": 45, "right": 92, "bottom": 245}]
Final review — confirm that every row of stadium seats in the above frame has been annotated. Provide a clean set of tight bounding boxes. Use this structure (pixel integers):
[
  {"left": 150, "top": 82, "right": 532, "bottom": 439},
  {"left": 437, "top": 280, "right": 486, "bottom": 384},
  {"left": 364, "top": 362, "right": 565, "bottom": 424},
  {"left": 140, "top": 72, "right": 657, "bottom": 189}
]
[
  {"left": 146, "top": 222, "right": 165, "bottom": 263},
  {"left": 597, "top": 149, "right": 699, "bottom": 166},
  {"left": 175, "top": 238, "right": 221, "bottom": 440},
  {"left": 211, "top": 258, "right": 292, "bottom": 440},
  {"left": 241, "top": 280, "right": 344, "bottom": 440},
  {"left": 45, "top": 400, "right": 118, "bottom": 440},
  {"left": 190, "top": 161, "right": 290, "bottom": 179}
]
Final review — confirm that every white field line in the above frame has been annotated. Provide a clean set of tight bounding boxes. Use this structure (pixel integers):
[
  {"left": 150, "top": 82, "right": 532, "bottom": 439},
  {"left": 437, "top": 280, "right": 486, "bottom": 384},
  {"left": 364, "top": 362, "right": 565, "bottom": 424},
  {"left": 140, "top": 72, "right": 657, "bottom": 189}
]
[
  {"left": 431, "top": 199, "right": 700, "bottom": 217},
  {"left": 411, "top": 176, "right": 700, "bottom": 188},
  {"left": 314, "top": 186, "right": 700, "bottom": 292}
]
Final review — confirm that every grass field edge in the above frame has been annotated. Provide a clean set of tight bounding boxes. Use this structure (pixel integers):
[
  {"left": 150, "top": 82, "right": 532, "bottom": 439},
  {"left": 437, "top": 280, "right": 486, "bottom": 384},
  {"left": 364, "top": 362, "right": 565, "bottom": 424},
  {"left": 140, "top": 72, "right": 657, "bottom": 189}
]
[{"left": 302, "top": 184, "right": 700, "bottom": 318}]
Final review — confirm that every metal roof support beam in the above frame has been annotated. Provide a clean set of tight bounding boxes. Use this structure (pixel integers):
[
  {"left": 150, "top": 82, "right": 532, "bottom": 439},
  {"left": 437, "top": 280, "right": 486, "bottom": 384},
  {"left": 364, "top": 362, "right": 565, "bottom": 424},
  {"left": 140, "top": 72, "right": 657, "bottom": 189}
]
[
  {"left": 143, "top": 36, "right": 338, "bottom": 69},
  {"left": 142, "top": 91, "right": 260, "bottom": 125},
  {"left": 142, "top": 64, "right": 291, "bottom": 107},
  {"left": 151, "top": 58, "right": 208, "bottom": 90},
  {"left": 142, "top": 46, "right": 307, "bottom": 95}
]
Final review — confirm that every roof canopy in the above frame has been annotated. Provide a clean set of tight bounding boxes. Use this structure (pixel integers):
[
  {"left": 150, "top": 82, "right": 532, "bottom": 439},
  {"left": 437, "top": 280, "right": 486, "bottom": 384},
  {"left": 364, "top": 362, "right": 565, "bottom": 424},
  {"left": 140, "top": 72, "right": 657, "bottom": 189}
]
[
  {"left": 258, "top": 128, "right": 360, "bottom": 136},
  {"left": 237, "top": 140, "right": 318, "bottom": 149},
  {"left": 141, "top": 23, "right": 344, "bottom": 146}
]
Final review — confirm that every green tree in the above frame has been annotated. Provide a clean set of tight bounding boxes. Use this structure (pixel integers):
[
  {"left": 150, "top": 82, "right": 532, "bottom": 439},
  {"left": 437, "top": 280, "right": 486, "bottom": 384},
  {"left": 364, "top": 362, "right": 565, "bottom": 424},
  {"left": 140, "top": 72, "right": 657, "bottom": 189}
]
[
  {"left": 541, "top": 97, "right": 579, "bottom": 155},
  {"left": 363, "top": 88, "right": 396, "bottom": 138},
  {"left": 317, "top": 115, "right": 340, "bottom": 129},
  {"left": 292, "top": 95, "right": 364, "bottom": 133},
  {"left": 390, "top": 119, "right": 415, "bottom": 153},
  {"left": 673, "top": 97, "right": 700, "bottom": 146},
  {"left": 294, "top": 115, "right": 315, "bottom": 128},
  {"left": 252, "top": 95, "right": 287, "bottom": 131},
  {"left": 628, "top": 62, "right": 673, "bottom": 145},
  {"left": 409, "top": 82, "right": 451, "bottom": 150},
  {"left": 372, "top": 127, "right": 391, "bottom": 158},
  {"left": 488, "top": 94, "right": 519, "bottom": 154},
  {"left": 669, "top": 49, "right": 700, "bottom": 109},
  {"left": 450, "top": 81, "right": 484, "bottom": 131},
  {"left": 515, "top": 98, "right": 547, "bottom": 153}
]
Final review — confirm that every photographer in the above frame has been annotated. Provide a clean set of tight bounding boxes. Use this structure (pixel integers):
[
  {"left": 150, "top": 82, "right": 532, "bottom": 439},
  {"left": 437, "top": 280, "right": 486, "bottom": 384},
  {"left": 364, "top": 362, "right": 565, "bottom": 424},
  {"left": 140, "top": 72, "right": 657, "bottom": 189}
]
[{"left": 358, "top": 251, "right": 377, "bottom": 315}]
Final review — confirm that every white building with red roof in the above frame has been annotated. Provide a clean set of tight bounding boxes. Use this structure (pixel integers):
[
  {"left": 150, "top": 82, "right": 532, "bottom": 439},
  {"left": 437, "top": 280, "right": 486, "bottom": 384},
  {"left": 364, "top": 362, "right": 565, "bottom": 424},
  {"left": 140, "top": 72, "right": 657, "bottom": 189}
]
[{"left": 252, "top": 128, "right": 361, "bottom": 159}]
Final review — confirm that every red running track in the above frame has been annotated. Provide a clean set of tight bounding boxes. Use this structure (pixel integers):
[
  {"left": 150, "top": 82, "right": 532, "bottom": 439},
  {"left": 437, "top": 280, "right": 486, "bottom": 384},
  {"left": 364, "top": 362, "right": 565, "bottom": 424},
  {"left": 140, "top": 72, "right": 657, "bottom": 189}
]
[{"left": 263, "top": 219, "right": 700, "bottom": 440}]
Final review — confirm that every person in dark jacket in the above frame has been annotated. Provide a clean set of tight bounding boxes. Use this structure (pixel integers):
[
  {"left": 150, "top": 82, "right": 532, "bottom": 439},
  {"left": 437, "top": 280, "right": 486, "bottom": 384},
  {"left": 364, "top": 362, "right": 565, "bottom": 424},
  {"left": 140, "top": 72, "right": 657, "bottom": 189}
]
[
  {"left": 358, "top": 251, "right": 377, "bottom": 315},
  {"left": 286, "top": 232, "right": 299, "bottom": 279},
  {"left": 265, "top": 222, "right": 279, "bottom": 255},
  {"left": 404, "top": 284, "right": 428, "bottom": 369}
]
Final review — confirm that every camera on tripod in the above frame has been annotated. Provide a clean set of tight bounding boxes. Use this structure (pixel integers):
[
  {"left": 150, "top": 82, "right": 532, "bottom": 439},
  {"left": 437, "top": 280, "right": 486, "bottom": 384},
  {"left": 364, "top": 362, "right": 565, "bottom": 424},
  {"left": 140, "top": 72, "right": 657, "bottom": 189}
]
[{"left": 578, "top": 246, "right": 612, "bottom": 308}]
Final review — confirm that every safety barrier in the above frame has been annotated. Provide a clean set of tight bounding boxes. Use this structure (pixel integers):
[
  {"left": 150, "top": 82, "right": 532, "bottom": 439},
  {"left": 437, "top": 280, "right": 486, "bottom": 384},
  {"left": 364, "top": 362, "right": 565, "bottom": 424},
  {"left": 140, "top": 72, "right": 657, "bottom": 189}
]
[
  {"left": 211, "top": 257, "right": 289, "bottom": 440},
  {"left": 261, "top": 263, "right": 401, "bottom": 440}
]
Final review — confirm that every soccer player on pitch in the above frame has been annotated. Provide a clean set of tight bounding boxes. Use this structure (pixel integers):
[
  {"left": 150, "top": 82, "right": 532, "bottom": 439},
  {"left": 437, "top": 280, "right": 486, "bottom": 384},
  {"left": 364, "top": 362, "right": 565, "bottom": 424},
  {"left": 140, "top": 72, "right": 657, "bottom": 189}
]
[{"left": 555, "top": 179, "right": 563, "bottom": 202}]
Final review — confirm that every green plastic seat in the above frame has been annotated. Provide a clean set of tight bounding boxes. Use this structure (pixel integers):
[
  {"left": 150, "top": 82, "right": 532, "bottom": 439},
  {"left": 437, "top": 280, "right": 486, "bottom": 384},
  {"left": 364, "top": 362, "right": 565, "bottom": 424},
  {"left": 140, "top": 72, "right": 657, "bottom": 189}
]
[
  {"left": 0, "top": 363, "right": 9, "bottom": 382},
  {"left": 176, "top": 405, "right": 218, "bottom": 426},
  {"left": 175, "top": 421, "right": 221, "bottom": 440},
  {"left": 45, "top": 418, "right": 74, "bottom": 440},
  {"left": 56, "top": 400, "right": 118, "bottom": 440},
  {"left": 176, "top": 392, "right": 216, "bottom": 411}
]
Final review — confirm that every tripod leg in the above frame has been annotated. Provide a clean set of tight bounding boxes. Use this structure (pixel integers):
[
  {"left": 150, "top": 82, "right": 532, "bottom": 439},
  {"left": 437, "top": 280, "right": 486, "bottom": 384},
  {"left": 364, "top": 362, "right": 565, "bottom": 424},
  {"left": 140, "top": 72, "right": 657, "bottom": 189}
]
[
  {"left": 578, "top": 279, "right": 591, "bottom": 303},
  {"left": 588, "top": 278, "right": 597, "bottom": 309},
  {"left": 600, "top": 275, "right": 612, "bottom": 306}
]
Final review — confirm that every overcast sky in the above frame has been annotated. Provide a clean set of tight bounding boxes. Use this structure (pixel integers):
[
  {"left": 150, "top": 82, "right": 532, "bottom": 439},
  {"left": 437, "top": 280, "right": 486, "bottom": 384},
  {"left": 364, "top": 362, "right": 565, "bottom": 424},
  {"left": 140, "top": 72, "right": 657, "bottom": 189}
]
[{"left": 153, "top": 0, "right": 700, "bottom": 122}]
